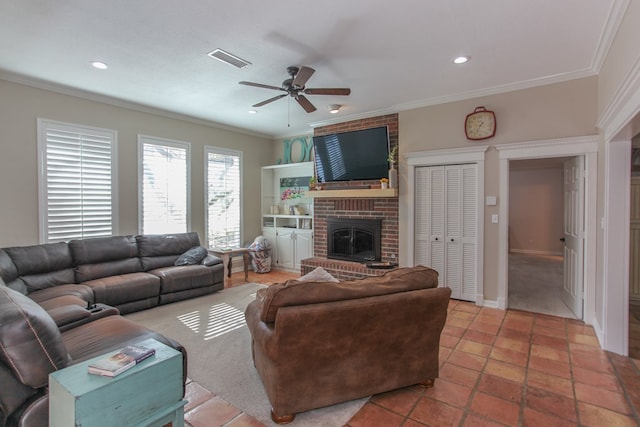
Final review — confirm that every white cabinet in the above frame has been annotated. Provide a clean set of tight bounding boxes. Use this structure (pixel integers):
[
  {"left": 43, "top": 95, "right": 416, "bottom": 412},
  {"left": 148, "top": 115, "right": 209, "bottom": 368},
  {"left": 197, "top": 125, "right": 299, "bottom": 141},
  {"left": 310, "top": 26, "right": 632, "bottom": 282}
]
[
  {"left": 261, "top": 162, "right": 314, "bottom": 271},
  {"left": 414, "top": 164, "right": 478, "bottom": 302}
]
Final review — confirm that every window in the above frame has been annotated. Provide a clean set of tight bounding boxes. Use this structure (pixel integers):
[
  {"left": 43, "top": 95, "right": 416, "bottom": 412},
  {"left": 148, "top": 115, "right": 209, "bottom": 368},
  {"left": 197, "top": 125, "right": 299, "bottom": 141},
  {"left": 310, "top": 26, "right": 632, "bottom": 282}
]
[
  {"left": 205, "top": 147, "right": 242, "bottom": 248},
  {"left": 139, "top": 136, "right": 190, "bottom": 234},
  {"left": 37, "top": 119, "right": 117, "bottom": 243}
]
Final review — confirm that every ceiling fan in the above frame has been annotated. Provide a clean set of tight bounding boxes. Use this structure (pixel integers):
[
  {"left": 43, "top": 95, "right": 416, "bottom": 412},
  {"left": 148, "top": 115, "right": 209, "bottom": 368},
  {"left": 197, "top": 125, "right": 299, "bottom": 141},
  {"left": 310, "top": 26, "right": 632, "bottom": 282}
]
[{"left": 239, "top": 66, "right": 351, "bottom": 113}]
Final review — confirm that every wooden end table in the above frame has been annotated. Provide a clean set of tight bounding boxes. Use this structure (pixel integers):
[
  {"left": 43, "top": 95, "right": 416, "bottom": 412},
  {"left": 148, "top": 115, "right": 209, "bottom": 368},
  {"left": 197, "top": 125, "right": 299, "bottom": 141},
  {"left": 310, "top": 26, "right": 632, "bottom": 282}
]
[{"left": 208, "top": 247, "right": 251, "bottom": 286}]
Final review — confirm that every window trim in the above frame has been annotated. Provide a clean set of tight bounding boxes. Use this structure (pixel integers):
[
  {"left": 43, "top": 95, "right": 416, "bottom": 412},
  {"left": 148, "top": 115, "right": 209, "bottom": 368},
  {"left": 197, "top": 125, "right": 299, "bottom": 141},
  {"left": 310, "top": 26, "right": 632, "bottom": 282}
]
[
  {"left": 37, "top": 118, "right": 118, "bottom": 244},
  {"left": 204, "top": 145, "right": 243, "bottom": 249},
  {"left": 137, "top": 134, "right": 192, "bottom": 235}
]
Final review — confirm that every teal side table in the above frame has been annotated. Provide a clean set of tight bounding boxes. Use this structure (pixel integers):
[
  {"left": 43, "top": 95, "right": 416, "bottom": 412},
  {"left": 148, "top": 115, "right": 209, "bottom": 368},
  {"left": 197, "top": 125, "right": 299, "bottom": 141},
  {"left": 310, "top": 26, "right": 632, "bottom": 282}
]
[{"left": 49, "top": 338, "right": 185, "bottom": 427}]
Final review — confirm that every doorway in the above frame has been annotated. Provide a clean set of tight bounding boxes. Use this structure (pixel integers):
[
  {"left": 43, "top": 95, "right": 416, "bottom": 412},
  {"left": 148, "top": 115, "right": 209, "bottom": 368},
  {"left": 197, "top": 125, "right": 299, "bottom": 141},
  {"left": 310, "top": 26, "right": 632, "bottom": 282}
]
[
  {"left": 507, "top": 157, "right": 577, "bottom": 319},
  {"left": 495, "top": 136, "right": 598, "bottom": 323}
]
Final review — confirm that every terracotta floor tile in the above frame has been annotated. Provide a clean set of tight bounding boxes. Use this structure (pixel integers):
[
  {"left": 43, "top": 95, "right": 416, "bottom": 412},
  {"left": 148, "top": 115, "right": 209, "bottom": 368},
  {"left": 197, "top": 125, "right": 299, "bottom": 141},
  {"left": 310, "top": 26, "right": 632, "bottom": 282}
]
[
  {"left": 468, "top": 320, "right": 501, "bottom": 335},
  {"left": 497, "top": 327, "right": 532, "bottom": 342},
  {"left": 528, "top": 355, "right": 571, "bottom": 379},
  {"left": 530, "top": 343, "right": 570, "bottom": 363},
  {"left": 447, "top": 316, "right": 473, "bottom": 329},
  {"left": 532, "top": 333, "right": 569, "bottom": 351},
  {"left": 566, "top": 322, "right": 597, "bottom": 336},
  {"left": 463, "top": 328, "right": 496, "bottom": 345},
  {"left": 443, "top": 324, "right": 467, "bottom": 338},
  {"left": 440, "top": 333, "right": 461, "bottom": 348},
  {"left": 568, "top": 331, "right": 600, "bottom": 346},
  {"left": 184, "top": 396, "right": 241, "bottom": 427},
  {"left": 456, "top": 338, "right": 492, "bottom": 357},
  {"left": 447, "top": 350, "right": 487, "bottom": 372},
  {"left": 470, "top": 392, "right": 520, "bottom": 426},
  {"left": 571, "top": 349, "right": 614, "bottom": 373},
  {"left": 476, "top": 374, "right": 523, "bottom": 403},
  {"left": 439, "top": 346, "right": 453, "bottom": 365},
  {"left": 533, "top": 324, "right": 567, "bottom": 339},
  {"left": 370, "top": 387, "right": 421, "bottom": 416},
  {"left": 409, "top": 396, "right": 464, "bottom": 426},
  {"left": 534, "top": 314, "right": 566, "bottom": 328},
  {"left": 577, "top": 402, "right": 639, "bottom": 427},
  {"left": 522, "top": 407, "right": 576, "bottom": 427},
  {"left": 455, "top": 302, "right": 481, "bottom": 314},
  {"left": 493, "top": 336, "right": 530, "bottom": 353},
  {"left": 572, "top": 366, "right": 622, "bottom": 392},
  {"left": 484, "top": 359, "right": 526, "bottom": 383},
  {"left": 224, "top": 413, "right": 267, "bottom": 427},
  {"left": 526, "top": 369, "right": 575, "bottom": 399},
  {"left": 525, "top": 386, "right": 578, "bottom": 422},
  {"left": 184, "top": 381, "right": 215, "bottom": 412},
  {"left": 575, "top": 382, "right": 632, "bottom": 414},
  {"left": 461, "top": 414, "right": 505, "bottom": 426},
  {"left": 478, "top": 307, "right": 506, "bottom": 318},
  {"left": 423, "top": 379, "right": 473, "bottom": 408},
  {"left": 450, "top": 309, "right": 477, "bottom": 320},
  {"left": 489, "top": 346, "right": 528, "bottom": 367},
  {"left": 439, "top": 362, "right": 481, "bottom": 387},
  {"left": 401, "top": 419, "right": 427, "bottom": 427},
  {"left": 346, "top": 402, "right": 405, "bottom": 427}
]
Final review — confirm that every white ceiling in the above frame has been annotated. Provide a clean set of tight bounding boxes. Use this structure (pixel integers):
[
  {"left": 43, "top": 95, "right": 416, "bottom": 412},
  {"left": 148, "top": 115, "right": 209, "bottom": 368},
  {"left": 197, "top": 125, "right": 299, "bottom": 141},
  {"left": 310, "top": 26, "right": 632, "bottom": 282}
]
[{"left": 0, "top": 0, "right": 620, "bottom": 139}]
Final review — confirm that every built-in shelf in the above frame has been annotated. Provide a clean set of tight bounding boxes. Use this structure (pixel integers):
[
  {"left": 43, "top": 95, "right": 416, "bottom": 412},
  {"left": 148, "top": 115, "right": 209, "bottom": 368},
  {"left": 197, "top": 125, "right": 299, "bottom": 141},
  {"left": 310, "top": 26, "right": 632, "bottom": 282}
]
[{"left": 307, "top": 188, "right": 398, "bottom": 198}]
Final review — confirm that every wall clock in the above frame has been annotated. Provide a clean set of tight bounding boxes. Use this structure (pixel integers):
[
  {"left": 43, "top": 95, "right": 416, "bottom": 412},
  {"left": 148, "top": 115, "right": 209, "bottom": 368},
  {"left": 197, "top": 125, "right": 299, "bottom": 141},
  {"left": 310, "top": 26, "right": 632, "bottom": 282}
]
[{"left": 465, "top": 106, "right": 496, "bottom": 141}]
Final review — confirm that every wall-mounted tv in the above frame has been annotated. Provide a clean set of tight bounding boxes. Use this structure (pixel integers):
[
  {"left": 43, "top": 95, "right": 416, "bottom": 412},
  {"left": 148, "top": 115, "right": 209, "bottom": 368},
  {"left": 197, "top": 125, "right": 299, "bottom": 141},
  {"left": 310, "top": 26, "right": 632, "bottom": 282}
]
[{"left": 313, "top": 126, "right": 390, "bottom": 182}]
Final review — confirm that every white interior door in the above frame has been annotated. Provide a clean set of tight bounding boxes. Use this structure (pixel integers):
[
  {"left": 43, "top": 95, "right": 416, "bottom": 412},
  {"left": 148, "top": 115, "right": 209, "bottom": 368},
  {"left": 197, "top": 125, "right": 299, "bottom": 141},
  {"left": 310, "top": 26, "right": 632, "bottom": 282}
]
[{"left": 562, "top": 157, "right": 584, "bottom": 318}]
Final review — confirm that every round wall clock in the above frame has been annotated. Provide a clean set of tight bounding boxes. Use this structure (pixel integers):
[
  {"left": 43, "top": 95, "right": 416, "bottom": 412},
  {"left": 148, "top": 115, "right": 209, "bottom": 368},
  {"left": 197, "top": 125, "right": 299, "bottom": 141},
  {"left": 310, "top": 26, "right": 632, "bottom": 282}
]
[{"left": 465, "top": 106, "right": 496, "bottom": 141}]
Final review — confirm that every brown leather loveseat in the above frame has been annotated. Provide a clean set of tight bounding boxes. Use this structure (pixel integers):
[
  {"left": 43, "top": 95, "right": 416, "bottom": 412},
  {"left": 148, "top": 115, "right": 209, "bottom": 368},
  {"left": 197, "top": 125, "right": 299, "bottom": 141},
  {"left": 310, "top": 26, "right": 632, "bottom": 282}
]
[{"left": 244, "top": 265, "right": 451, "bottom": 423}]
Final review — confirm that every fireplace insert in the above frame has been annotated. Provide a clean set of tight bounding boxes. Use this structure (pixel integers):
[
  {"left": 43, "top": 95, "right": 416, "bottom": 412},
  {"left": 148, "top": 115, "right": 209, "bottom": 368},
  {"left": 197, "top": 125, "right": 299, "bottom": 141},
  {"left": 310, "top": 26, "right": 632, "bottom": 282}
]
[{"left": 327, "top": 218, "right": 382, "bottom": 262}]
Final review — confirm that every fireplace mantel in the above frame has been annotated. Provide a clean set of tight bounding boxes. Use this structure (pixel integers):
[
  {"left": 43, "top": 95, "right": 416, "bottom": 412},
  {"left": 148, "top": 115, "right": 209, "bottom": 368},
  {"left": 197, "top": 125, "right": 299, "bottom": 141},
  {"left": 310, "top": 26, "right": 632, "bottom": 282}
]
[{"left": 307, "top": 188, "right": 397, "bottom": 198}]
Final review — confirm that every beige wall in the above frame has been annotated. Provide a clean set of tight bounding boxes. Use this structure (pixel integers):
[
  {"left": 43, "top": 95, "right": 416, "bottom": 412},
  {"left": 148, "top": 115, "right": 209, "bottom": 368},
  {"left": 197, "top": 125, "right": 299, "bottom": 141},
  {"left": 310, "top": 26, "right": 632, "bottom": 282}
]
[
  {"left": 508, "top": 165, "right": 564, "bottom": 255},
  {"left": 0, "top": 79, "right": 272, "bottom": 247},
  {"left": 399, "top": 76, "right": 598, "bottom": 302}
]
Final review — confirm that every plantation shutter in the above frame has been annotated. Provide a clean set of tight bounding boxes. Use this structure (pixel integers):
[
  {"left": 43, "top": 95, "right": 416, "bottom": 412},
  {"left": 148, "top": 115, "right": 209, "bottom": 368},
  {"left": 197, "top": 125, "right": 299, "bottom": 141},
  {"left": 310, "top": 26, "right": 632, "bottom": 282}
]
[
  {"left": 206, "top": 147, "right": 241, "bottom": 249},
  {"left": 39, "top": 119, "right": 115, "bottom": 243},
  {"left": 139, "top": 136, "right": 190, "bottom": 234}
]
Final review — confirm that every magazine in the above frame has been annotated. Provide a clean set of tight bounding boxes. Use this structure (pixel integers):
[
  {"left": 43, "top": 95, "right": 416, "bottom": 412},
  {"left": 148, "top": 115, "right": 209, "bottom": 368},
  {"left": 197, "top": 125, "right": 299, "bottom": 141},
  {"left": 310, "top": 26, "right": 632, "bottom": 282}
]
[{"left": 88, "top": 344, "right": 156, "bottom": 377}]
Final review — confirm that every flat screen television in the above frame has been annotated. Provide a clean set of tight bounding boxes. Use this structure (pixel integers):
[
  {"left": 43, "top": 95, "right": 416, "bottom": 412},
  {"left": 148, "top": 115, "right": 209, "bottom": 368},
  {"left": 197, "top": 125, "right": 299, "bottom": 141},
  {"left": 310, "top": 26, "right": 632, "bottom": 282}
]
[{"left": 313, "top": 126, "right": 390, "bottom": 182}]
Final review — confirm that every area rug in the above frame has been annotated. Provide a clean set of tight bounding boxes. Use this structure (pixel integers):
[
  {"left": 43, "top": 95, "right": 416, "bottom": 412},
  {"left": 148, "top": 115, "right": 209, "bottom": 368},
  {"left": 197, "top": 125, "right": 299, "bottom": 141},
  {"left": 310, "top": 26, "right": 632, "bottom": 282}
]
[{"left": 125, "top": 283, "right": 367, "bottom": 426}]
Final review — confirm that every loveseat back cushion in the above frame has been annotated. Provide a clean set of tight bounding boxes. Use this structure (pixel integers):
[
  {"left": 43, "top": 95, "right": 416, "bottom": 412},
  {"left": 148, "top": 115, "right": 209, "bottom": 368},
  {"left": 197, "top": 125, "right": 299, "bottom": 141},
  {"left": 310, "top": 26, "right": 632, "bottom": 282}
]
[
  {"left": 259, "top": 265, "right": 439, "bottom": 323},
  {"left": 0, "top": 286, "right": 68, "bottom": 388},
  {"left": 70, "top": 236, "right": 142, "bottom": 282},
  {"left": 2, "top": 243, "right": 76, "bottom": 295},
  {"left": 137, "top": 232, "right": 201, "bottom": 270},
  {"left": 0, "top": 249, "right": 19, "bottom": 284}
]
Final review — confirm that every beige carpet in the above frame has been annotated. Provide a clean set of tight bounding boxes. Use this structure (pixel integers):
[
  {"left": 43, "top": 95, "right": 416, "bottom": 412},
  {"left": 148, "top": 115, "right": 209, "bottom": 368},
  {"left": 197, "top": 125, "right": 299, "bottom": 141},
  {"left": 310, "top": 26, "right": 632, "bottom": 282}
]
[{"left": 125, "top": 283, "right": 367, "bottom": 426}]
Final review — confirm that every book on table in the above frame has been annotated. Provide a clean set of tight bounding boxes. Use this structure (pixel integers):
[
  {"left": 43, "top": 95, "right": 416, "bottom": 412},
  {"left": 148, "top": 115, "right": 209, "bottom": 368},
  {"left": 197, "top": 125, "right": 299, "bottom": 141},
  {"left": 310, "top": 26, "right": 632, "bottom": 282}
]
[{"left": 88, "top": 343, "right": 156, "bottom": 377}]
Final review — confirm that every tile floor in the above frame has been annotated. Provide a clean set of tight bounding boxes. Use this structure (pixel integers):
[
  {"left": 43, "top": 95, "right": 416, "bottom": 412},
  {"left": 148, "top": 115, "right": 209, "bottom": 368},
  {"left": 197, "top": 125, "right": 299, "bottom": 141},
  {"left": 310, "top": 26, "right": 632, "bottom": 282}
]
[{"left": 183, "top": 270, "right": 640, "bottom": 427}]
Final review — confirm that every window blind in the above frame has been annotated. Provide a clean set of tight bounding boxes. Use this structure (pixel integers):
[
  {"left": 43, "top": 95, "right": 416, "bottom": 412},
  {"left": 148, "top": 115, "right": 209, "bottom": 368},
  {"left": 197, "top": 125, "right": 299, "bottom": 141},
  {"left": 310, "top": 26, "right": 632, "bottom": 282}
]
[
  {"left": 206, "top": 147, "right": 241, "bottom": 248},
  {"left": 139, "top": 137, "right": 190, "bottom": 235},
  {"left": 39, "top": 119, "right": 115, "bottom": 243}
]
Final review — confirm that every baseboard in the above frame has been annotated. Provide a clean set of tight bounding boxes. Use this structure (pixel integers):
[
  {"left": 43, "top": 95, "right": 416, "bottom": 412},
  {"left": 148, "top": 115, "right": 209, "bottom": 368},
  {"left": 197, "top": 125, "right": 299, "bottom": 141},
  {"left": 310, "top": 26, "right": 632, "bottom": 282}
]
[
  {"left": 509, "top": 249, "right": 563, "bottom": 256},
  {"left": 481, "top": 299, "right": 500, "bottom": 309}
]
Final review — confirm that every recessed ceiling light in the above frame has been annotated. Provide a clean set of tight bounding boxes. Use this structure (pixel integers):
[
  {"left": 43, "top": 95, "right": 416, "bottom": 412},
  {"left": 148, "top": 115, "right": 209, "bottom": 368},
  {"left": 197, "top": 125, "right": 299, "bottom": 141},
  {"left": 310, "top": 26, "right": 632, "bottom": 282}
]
[
  {"left": 208, "top": 49, "right": 251, "bottom": 69},
  {"left": 90, "top": 61, "right": 108, "bottom": 70},
  {"left": 453, "top": 56, "right": 470, "bottom": 64},
  {"left": 248, "top": 110, "right": 257, "bottom": 114}
]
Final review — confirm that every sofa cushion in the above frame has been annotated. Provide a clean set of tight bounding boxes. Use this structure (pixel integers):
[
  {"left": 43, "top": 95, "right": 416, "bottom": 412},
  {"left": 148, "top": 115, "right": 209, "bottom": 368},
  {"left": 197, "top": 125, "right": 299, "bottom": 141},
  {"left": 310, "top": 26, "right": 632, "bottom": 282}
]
[
  {"left": 174, "top": 246, "right": 208, "bottom": 266},
  {"left": 70, "top": 236, "right": 142, "bottom": 282},
  {"left": 259, "top": 265, "right": 439, "bottom": 323},
  {"left": 3, "top": 243, "right": 75, "bottom": 294},
  {"left": 82, "top": 272, "right": 160, "bottom": 307},
  {"left": 150, "top": 265, "right": 213, "bottom": 294},
  {"left": 0, "top": 249, "right": 19, "bottom": 284},
  {"left": 136, "top": 232, "right": 201, "bottom": 270},
  {"left": 0, "top": 286, "right": 68, "bottom": 388}
]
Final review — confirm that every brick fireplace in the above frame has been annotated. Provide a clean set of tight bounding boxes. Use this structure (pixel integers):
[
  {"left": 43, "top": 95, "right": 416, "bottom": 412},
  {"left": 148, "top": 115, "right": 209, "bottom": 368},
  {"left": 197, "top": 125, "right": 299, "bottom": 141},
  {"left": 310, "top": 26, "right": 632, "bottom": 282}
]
[{"left": 301, "top": 114, "right": 399, "bottom": 280}]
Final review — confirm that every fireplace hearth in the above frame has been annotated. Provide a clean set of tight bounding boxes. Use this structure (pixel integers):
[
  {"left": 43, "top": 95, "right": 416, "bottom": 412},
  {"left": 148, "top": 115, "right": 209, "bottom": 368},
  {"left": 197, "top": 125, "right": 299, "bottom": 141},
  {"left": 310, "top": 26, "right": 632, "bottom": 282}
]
[{"left": 327, "top": 218, "right": 382, "bottom": 263}]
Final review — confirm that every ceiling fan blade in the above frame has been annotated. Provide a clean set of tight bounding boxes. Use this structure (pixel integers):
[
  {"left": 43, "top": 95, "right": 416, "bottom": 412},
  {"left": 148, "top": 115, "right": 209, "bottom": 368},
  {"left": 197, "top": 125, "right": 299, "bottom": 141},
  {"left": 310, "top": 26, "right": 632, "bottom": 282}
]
[
  {"left": 295, "top": 94, "right": 317, "bottom": 113},
  {"left": 253, "top": 94, "right": 287, "bottom": 107},
  {"left": 304, "top": 88, "right": 351, "bottom": 96},
  {"left": 292, "top": 66, "right": 315, "bottom": 87},
  {"left": 239, "top": 81, "right": 285, "bottom": 92}
]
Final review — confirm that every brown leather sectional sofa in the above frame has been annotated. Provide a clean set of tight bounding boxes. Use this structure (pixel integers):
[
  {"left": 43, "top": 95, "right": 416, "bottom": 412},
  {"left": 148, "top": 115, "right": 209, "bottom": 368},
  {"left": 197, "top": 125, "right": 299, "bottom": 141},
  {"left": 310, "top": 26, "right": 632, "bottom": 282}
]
[
  {"left": 0, "top": 232, "right": 224, "bottom": 314},
  {"left": 0, "top": 232, "right": 224, "bottom": 427},
  {"left": 245, "top": 265, "right": 451, "bottom": 423}
]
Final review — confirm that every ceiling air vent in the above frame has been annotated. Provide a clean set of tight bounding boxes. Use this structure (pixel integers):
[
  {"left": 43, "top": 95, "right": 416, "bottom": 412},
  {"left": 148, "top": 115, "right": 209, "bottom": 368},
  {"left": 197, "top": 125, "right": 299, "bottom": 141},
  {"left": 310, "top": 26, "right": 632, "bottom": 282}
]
[{"left": 207, "top": 49, "right": 251, "bottom": 69}]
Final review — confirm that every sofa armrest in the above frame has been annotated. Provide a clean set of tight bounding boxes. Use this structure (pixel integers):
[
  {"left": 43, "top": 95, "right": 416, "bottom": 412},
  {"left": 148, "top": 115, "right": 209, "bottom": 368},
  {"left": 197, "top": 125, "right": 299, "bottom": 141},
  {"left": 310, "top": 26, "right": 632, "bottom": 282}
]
[
  {"left": 244, "top": 299, "right": 277, "bottom": 358},
  {"left": 47, "top": 305, "right": 91, "bottom": 327}
]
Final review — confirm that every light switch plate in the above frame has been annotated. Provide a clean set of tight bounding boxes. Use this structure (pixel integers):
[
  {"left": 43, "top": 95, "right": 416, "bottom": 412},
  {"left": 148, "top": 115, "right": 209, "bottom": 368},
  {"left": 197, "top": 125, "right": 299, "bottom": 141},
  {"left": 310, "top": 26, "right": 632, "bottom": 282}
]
[
  {"left": 486, "top": 196, "right": 497, "bottom": 206},
  {"left": 491, "top": 214, "right": 499, "bottom": 224}
]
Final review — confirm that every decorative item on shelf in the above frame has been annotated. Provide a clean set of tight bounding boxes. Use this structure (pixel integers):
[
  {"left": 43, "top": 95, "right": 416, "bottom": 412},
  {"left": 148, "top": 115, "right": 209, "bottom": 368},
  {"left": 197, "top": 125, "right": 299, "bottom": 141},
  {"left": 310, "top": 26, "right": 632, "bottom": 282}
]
[
  {"left": 387, "top": 145, "right": 398, "bottom": 189},
  {"left": 308, "top": 176, "right": 317, "bottom": 190},
  {"left": 380, "top": 178, "right": 389, "bottom": 189}
]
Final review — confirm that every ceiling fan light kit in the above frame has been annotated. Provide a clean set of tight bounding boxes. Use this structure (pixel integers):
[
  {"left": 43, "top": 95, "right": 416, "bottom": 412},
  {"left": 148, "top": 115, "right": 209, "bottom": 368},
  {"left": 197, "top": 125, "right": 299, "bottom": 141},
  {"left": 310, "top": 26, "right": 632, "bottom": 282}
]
[
  {"left": 329, "top": 104, "right": 341, "bottom": 114},
  {"left": 239, "top": 66, "right": 351, "bottom": 113}
]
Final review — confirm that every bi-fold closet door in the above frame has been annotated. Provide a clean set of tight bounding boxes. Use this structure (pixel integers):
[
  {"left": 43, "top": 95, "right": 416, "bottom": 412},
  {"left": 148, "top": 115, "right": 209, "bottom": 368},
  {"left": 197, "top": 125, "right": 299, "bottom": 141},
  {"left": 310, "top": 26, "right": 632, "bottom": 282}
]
[{"left": 415, "top": 164, "right": 477, "bottom": 302}]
